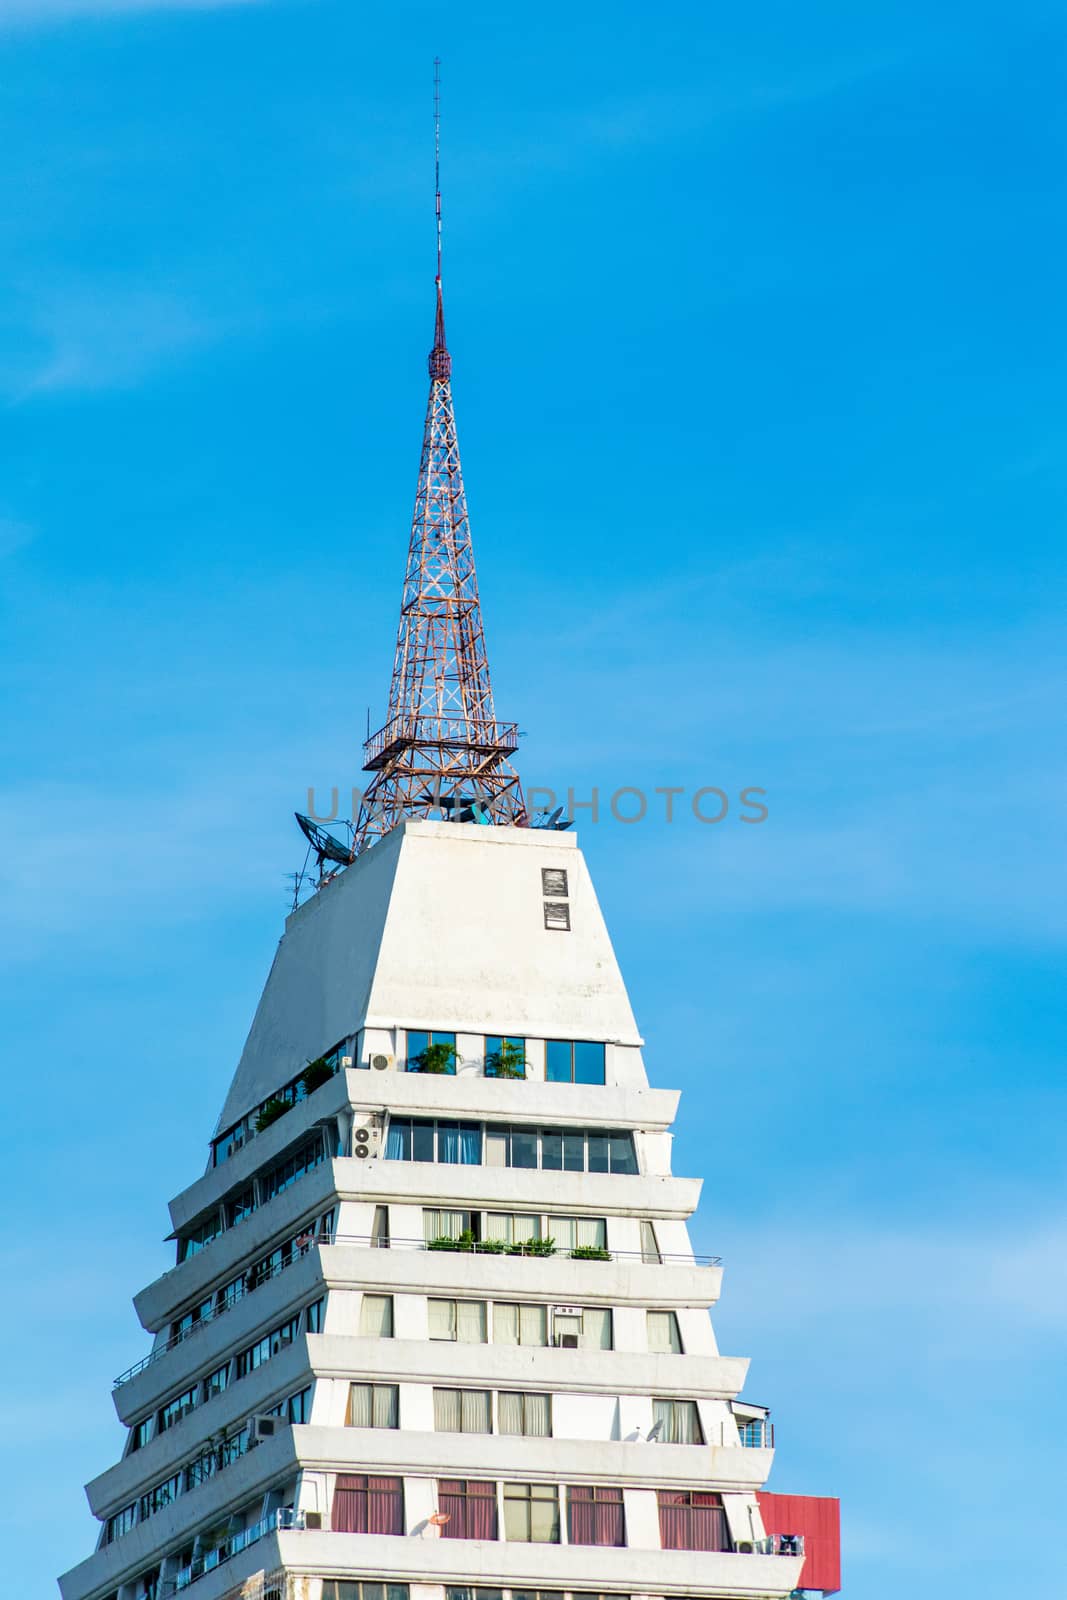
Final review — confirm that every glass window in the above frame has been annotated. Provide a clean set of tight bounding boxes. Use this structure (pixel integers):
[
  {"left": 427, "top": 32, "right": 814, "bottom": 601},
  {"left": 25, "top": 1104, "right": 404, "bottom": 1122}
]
[
  {"left": 331, "top": 1475, "right": 404, "bottom": 1536},
  {"left": 236, "top": 1315, "right": 298, "bottom": 1378},
  {"left": 439, "top": 1480, "right": 498, "bottom": 1540},
  {"left": 498, "top": 1391, "right": 551, "bottom": 1436},
  {"left": 549, "top": 1216, "right": 607, "bottom": 1252},
  {"left": 652, "top": 1397, "right": 704, "bottom": 1444},
  {"left": 493, "top": 1302, "right": 547, "bottom": 1346},
  {"left": 129, "top": 1418, "right": 152, "bottom": 1453},
  {"left": 157, "top": 1386, "right": 197, "bottom": 1432},
  {"left": 323, "top": 1585, "right": 409, "bottom": 1600},
  {"left": 286, "top": 1385, "right": 313, "bottom": 1423},
  {"left": 546, "top": 1041, "right": 605, "bottom": 1085},
  {"left": 433, "top": 1388, "right": 492, "bottom": 1433},
  {"left": 424, "top": 1208, "right": 477, "bottom": 1243},
  {"left": 262, "top": 1136, "right": 327, "bottom": 1202},
  {"left": 105, "top": 1504, "right": 137, "bottom": 1544},
  {"left": 486, "top": 1212, "right": 542, "bottom": 1247},
  {"left": 509, "top": 1128, "right": 538, "bottom": 1169},
  {"left": 178, "top": 1212, "right": 222, "bottom": 1262},
  {"left": 429, "top": 1298, "right": 487, "bottom": 1342},
  {"left": 568, "top": 1484, "right": 625, "bottom": 1546},
  {"left": 384, "top": 1117, "right": 412, "bottom": 1160},
  {"left": 485, "top": 1036, "right": 526, "bottom": 1078},
  {"left": 578, "top": 1307, "right": 613, "bottom": 1350},
  {"left": 439, "top": 1121, "right": 482, "bottom": 1164},
  {"left": 503, "top": 1482, "right": 560, "bottom": 1543},
  {"left": 657, "top": 1490, "right": 727, "bottom": 1551},
  {"left": 371, "top": 1205, "right": 390, "bottom": 1248},
  {"left": 359, "top": 1294, "right": 394, "bottom": 1337},
  {"left": 305, "top": 1297, "right": 326, "bottom": 1334},
  {"left": 406, "top": 1030, "right": 457, "bottom": 1073},
  {"left": 348, "top": 1384, "right": 399, "bottom": 1428},
  {"left": 204, "top": 1363, "right": 230, "bottom": 1401},
  {"left": 228, "top": 1187, "right": 256, "bottom": 1226},
  {"left": 139, "top": 1473, "right": 181, "bottom": 1520},
  {"left": 647, "top": 1311, "right": 682, "bottom": 1354},
  {"left": 609, "top": 1132, "right": 638, "bottom": 1174},
  {"left": 639, "top": 1220, "right": 662, "bottom": 1264}
]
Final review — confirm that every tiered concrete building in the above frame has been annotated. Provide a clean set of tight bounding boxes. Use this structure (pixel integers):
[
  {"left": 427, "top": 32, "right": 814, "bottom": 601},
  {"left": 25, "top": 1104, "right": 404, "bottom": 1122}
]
[{"left": 60, "top": 127, "right": 839, "bottom": 1600}]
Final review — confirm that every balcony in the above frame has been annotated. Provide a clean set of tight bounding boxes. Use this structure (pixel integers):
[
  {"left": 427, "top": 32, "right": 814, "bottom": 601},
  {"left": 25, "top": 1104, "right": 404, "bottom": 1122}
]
[{"left": 364, "top": 713, "right": 520, "bottom": 769}]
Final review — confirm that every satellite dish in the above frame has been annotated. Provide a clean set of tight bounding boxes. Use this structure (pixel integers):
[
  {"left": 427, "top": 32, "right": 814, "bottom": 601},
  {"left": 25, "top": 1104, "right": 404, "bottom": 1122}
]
[
  {"left": 645, "top": 1419, "right": 664, "bottom": 1443},
  {"left": 295, "top": 813, "right": 355, "bottom": 870}
]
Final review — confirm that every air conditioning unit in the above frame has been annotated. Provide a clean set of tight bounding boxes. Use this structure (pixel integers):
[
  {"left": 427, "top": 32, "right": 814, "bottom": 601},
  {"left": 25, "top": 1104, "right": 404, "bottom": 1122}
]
[
  {"left": 304, "top": 1510, "right": 323, "bottom": 1531},
  {"left": 555, "top": 1333, "right": 579, "bottom": 1349},
  {"left": 354, "top": 1126, "right": 371, "bottom": 1146},
  {"left": 371, "top": 1053, "right": 392, "bottom": 1071},
  {"left": 249, "top": 1414, "right": 281, "bottom": 1446},
  {"left": 736, "top": 1540, "right": 755, "bottom": 1554}
]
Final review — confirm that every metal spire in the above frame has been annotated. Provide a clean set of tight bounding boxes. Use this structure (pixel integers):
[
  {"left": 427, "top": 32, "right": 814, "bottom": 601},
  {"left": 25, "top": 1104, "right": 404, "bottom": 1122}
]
[{"left": 351, "top": 61, "right": 526, "bottom": 854}]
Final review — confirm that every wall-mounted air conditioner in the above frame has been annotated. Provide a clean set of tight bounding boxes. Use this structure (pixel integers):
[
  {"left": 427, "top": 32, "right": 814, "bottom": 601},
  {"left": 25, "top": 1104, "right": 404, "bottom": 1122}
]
[
  {"left": 555, "top": 1333, "right": 579, "bottom": 1348},
  {"left": 371, "top": 1053, "right": 392, "bottom": 1071},
  {"left": 248, "top": 1414, "right": 281, "bottom": 1446},
  {"left": 353, "top": 1120, "right": 381, "bottom": 1160}
]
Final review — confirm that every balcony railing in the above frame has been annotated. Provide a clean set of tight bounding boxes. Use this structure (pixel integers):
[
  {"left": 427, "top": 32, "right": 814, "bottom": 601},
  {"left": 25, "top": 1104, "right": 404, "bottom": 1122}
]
[
  {"left": 364, "top": 713, "right": 520, "bottom": 767},
  {"left": 113, "top": 1232, "right": 721, "bottom": 1389}
]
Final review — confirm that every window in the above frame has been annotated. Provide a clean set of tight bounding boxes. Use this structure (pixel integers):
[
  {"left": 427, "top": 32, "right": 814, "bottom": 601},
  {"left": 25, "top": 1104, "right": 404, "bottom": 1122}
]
[
  {"left": 657, "top": 1490, "right": 728, "bottom": 1551},
  {"left": 371, "top": 1205, "right": 390, "bottom": 1248},
  {"left": 270, "top": 1384, "right": 313, "bottom": 1424},
  {"left": 498, "top": 1392, "right": 551, "bottom": 1436},
  {"left": 406, "top": 1029, "right": 457, "bottom": 1073},
  {"left": 139, "top": 1473, "right": 181, "bottom": 1520},
  {"left": 261, "top": 1135, "right": 327, "bottom": 1202},
  {"left": 306, "top": 1296, "right": 326, "bottom": 1334},
  {"left": 348, "top": 1384, "right": 399, "bottom": 1428},
  {"left": 429, "top": 1298, "right": 487, "bottom": 1342},
  {"left": 157, "top": 1385, "right": 197, "bottom": 1433},
  {"left": 128, "top": 1418, "right": 152, "bottom": 1453},
  {"left": 204, "top": 1362, "right": 230, "bottom": 1400},
  {"left": 485, "top": 1125, "right": 537, "bottom": 1169},
  {"left": 566, "top": 1306, "right": 613, "bottom": 1350},
  {"left": 647, "top": 1311, "right": 682, "bottom": 1354},
  {"left": 104, "top": 1504, "right": 137, "bottom": 1544},
  {"left": 321, "top": 1586, "right": 409, "bottom": 1600},
  {"left": 236, "top": 1315, "right": 299, "bottom": 1378},
  {"left": 548, "top": 1216, "right": 607, "bottom": 1253},
  {"left": 331, "top": 1475, "right": 404, "bottom": 1535},
  {"left": 541, "top": 868, "right": 568, "bottom": 897},
  {"left": 543, "top": 901, "right": 570, "bottom": 931},
  {"left": 434, "top": 1388, "right": 492, "bottom": 1433},
  {"left": 639, "top": 1220, "right": 662, "bottom": 1264},
  {"left": 178, "top": 1211, "right": 222, "bottom": 1262},
  {"left": 359, "top": 1294, "right": 394, "bottom": 1337},
  {"left": 545, "top": 1040, "right": 605, "bottom": 1085},
  {"left": 493, "top": 1303, "right": 547, "bottom": 1346},
  {"left": 485, "top": 1036, "right": 526, "bottom": 1078},
  {"left": 439, "top": 1479, "right": 498, "bottom": 1540},
  {"left": 568, "top": 1485, "right": 624, "bottom": 1547},
  {"left": 485, "top": 1212, "right": 541, "bottom": 1247},
  {"left": 386, "top": 1117, "right": 481, "bottom": 1164},
  {"left": 424, "top": 1208, "right": 478, "bottom": 1243},
  {"left": 228, "top": 1186, "right": 256, "bottom": 1226},
  {"left": 652, "top": 1397, "right": 704, "bottom": 1444},
  {"left": 503, "top": 1482, "right": 560, "bottom": 1543}
]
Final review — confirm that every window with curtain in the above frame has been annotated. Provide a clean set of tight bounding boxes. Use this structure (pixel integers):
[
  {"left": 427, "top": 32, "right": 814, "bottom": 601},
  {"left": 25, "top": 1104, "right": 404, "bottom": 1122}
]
[
  {"left": 433, "top": 1388, "right": 492, "bottom": 1433},
  {"left": 331, "top": 1475, "right": 404, "bottom": 1535},
  {"left": 359, "top": 1295, "right": 394, "bottom": 1338},
  {"left": 548, "top": 1216, "right": 607, "bottom": 1251},
  {"left": 370, "top": 1205, "right": 390, "bottom": 1248},
  {"left": 438, "top": 1121, "right": 482, "bottom": 1164},
  {"left": 652, "top": 1397, "right": 704, "bottom": 1444},
  {"left": 493, "top": 1303, "right": 547, "bottom": 1346},
  {"left": 423, "top": 1209, "right": 476, "bottom": 1242},
  {"left": 498, "top": 1391, "right": 551, "bottom": 1436},
  {"left": 577, "top": 1307, "right": 613, "bottom": 1349},
  {"left": 567, "top": 1485, "right": 625, "bottom": 1547},
  {"left": 545, "top": 1040, "right": 605, "bottom": 1085},
  {"left": 445, "top": 1590, "right": 505, "bottom": 1600},
  {"left": 485, "top": 1212, "right": 541, "bottom": 1246},
  {"left": 428, "top": 1298, "right": 487, "bottom": 1342},
  {"left": 438, "top": 1479, "right": 498, "bottom": 1540},
  {"left": 503, "top": 1482, "right": 560, "bottom": 1543},
  {"left": 646, "top": 1311, "right": 682, "bottom": 1353},
  {"left": 347, "top": 1384, "right": 399, "bottom": 1428},
  {"left": 656, "top": 1490, "right": 727, "bottom": 1551},
  {"left": 639, "top": 1220, "right": 662, "bottom": 1263}
]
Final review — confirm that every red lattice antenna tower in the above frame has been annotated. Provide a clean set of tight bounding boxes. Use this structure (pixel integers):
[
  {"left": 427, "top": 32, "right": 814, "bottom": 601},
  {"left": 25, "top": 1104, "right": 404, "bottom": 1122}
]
[{"left": 352, "top": 60, "right": 526, "bottom": 853}]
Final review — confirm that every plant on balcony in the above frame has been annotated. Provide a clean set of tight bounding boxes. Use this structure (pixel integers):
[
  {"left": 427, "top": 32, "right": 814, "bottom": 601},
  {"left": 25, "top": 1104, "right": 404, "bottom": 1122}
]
[
  {"left": 428, "top": 1229, "right": 478, "bottom": 1252},
  {"left": 255, "top": 1097, "right": 290, "bottom": 1133},
  {"left": 569, "top": 1245, "right": 612, "bottom": 1261},
  {"left": 411, "top": 1041, "right": 457, "bottom": 1074},
  {"left": 474, "top": 1238, "right": 507, "bottom": 1254},
  {"left": 506, "top": 1237, "right": 556, "bottom": 1257},
  {"left": 300, "top": 1055, "right": 334, "bottom": 1095},
  {"left": 485, "top": 1040, "right": 526, "bottom": 1079}
]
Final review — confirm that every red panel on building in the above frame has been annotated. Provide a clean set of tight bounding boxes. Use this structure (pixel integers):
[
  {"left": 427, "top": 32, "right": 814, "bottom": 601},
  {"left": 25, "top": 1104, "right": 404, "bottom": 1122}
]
[{"left": 757, "top": 1492, "right": 841, "bottom": 1595}]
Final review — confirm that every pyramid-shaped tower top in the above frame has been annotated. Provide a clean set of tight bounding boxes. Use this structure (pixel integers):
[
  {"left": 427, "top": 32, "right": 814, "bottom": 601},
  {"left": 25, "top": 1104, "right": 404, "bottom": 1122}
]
[{"left": 352, "top": 64, "right": 525, "bottom": 853}]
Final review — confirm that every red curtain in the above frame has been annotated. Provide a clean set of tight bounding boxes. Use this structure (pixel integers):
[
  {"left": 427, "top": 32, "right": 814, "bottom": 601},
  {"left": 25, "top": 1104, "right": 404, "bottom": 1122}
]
[
  {"left": 332, "top": 1475, "right": 403, "bottom": 1535},
  {"left": 439, "top": 1480, "right": 497, "bottom": 1540},
  {"left": 657, "top": 1491, "right": 727, "bottom": 1552},
  {"left": 568, "top": 1486, "right": 624, "bottom": 1546}
]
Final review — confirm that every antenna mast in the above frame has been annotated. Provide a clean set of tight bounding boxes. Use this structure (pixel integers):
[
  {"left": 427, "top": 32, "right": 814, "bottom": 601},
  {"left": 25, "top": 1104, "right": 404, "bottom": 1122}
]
[{"left": 434, "top": 56, "right": 443, "bottom": 287}]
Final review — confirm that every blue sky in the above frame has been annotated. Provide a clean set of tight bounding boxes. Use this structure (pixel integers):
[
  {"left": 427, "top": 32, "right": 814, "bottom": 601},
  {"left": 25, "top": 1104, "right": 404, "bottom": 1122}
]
[{"left": 1, "top": 2, "right": 1064, "bottom": 1595}]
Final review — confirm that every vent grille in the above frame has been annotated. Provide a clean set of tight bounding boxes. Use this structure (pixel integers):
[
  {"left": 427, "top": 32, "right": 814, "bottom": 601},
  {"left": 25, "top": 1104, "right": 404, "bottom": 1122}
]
[{"left": 542, "top": 867, "right": 568, "bottom": 897}]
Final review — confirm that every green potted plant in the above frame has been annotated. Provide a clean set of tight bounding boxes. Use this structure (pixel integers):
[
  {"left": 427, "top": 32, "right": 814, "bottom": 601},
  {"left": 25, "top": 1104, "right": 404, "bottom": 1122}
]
[
  {"left": 570, "top": 1244, "right": 612, "bottom": 1261},
  {"left": 255, "top": 1097, "right": 290, "bottom": 1133},
  {"left": 506, "top": 1236, "right": 556, "bottom": 1257},
  {"left": 486, "top": 1039, "right": 526, "bottom": 1079},
  {"left": 411, "top": 1040, "right": 457, "bottom": 1074},
  {"left": 300, "top": 1055, "right": 334, "bottom": 1096}
]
